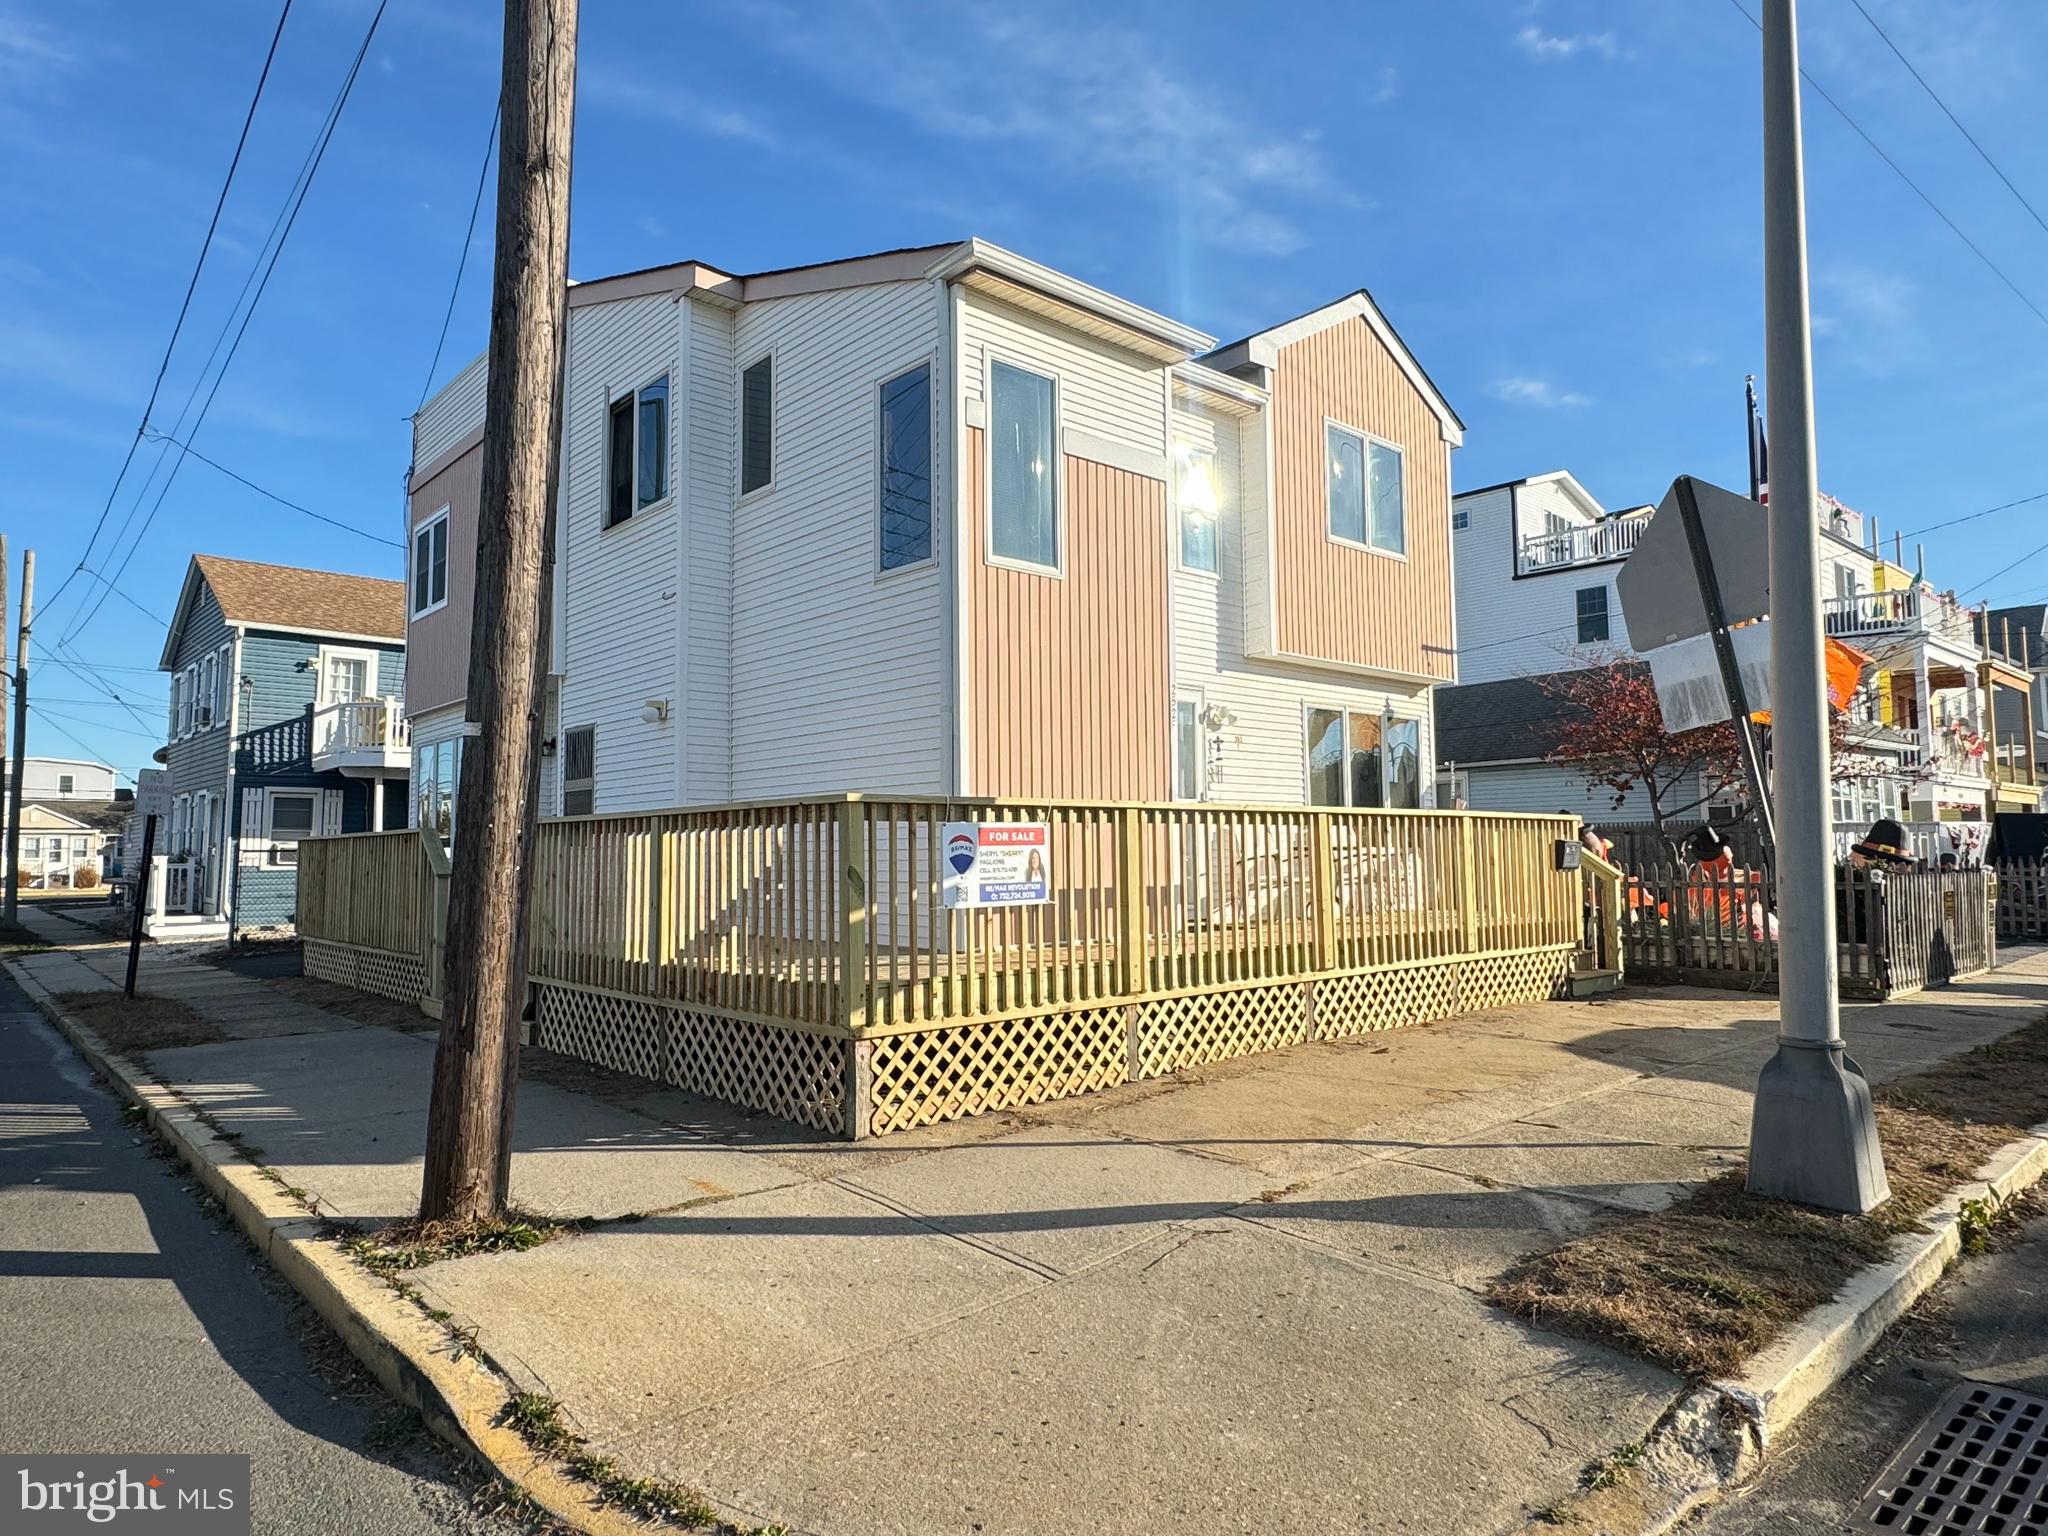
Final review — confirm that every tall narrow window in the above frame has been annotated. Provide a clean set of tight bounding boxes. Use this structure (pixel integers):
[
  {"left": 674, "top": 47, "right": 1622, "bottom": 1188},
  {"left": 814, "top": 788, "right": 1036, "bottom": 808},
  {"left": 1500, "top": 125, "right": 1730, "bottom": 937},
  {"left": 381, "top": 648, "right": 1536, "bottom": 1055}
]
[
  {"left": 1307, "top": 708, "right": 1345, "bottom": 807},
  {"left": 1326, "top": 422, "right": 1404, "bottom": 555},
  {"left": 606, "top": 395, "right": 634, "bottom": 525},
  {"left": 990, "top": 360, "right": 1057, "bottom": 568},
  {"left": 877, "top": 362, "right": 932, "bottom": 570},
  {"left": 1174, "top": 698, "right": 1203, "bottom": 800},
  {"left": 1576, "top": 585, "right": 1610, "bottom": 644},
  {"left": 741, "top": 355, "right": 774, "bottom": 495},
  {"left": 1326, "top": 425, "right": 1366, "bottom": 546},
  {"left": 412, "top": 510, "right": 449, "bottom": 616},
  {"left": 198, "top": 655, "right": 216, "bottom": 728},
  {"left": 562, "top": 726, "right": 596, "bottom": 817},
  {"left": 1176, "top": 443, "right": 1220, "bottom": 574},
  {"left": 1385, "top": 717, "right": 1422, "bottom": 808},
  {"left": 1348, "top": 712, "right": 1384, "bottom": 808},
  {"left": 605, "top": 376, "right": 670, "bottom": 527},
  {"left": 1368, "top": 440, "right": 1405, "bottom": 554}
]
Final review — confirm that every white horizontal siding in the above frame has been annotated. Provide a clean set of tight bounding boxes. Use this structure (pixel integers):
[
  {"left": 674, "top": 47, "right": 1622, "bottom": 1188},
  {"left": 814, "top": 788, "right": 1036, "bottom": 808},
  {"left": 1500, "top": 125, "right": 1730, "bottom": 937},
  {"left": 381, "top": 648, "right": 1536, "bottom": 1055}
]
[
  {"left": 1171, "top": 399, "right": 1435, "bottom": 804},
  {"left": 1453, "top": 483, "right": 1626, "bottom": 685},
  {"left": 559, "top": 292, "right": 682, "bottom": 813},
  {"left": 414, "top": 353, "right": 486, "bottom": 469},
  {"left": 1461, "top": 760, "right": 1702, "bottom": 821},
  {"left": 728, "top": 280, "right": 948, "bottom": 798},
  {"left": 960, "top": 291, "right": 1167, "bottom": 457},
  {"left": 686, "top": 297, "right": 734, "bottom": 804}
]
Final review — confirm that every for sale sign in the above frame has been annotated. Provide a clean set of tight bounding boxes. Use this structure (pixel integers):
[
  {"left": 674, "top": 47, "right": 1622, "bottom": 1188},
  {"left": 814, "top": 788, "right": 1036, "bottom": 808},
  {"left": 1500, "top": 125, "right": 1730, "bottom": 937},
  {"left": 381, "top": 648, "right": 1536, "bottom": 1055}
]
[{"left": 941, "top": 821, "right": 1052, "bottom": 908}]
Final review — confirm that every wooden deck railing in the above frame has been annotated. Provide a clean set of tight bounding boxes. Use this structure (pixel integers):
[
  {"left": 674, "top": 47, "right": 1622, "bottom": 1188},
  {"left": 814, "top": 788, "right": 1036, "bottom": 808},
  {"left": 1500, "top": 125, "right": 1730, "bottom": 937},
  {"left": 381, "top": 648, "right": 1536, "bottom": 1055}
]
[{"left": 297, "top": 828, "right": 436, "bottom": 958}]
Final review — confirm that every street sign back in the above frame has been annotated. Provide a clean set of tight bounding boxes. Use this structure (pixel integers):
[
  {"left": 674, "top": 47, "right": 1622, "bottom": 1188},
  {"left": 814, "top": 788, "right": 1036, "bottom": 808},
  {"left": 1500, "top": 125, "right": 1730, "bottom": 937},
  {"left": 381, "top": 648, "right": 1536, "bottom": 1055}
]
[{"left": 1615, "top": 476, "right": 1772, "bottom": 649}]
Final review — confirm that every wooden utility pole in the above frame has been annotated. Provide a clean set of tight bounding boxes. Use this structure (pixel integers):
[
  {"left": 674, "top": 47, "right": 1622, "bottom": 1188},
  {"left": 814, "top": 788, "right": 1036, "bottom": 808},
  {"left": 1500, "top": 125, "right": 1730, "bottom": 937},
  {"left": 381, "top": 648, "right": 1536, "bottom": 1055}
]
[
  {"left": 420, "top": 0, "right": 577, "bottom": 1223},
  {"left": 4, "top": 550, "right": 31, "bottom": 926},
  {"left": 0, "top": 535, "right": 10, "bottom": 898}
]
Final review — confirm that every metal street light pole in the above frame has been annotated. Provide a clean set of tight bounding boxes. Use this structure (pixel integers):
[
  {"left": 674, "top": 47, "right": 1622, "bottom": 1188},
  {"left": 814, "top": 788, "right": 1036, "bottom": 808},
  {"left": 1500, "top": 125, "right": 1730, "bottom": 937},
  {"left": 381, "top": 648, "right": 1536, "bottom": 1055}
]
[{"left": 1747, "top": 0, "right": 1888, "bottom": 1212}]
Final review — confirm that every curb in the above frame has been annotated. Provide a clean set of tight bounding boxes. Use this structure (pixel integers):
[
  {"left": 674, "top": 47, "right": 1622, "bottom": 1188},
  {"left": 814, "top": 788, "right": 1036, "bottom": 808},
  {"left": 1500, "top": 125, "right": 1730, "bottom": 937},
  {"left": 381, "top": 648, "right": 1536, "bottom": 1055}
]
[
  {"left": 5, "top": 959, "right": 704, "bottom": 1536},
  {"left": 1516, "top": 1117, "right": 2048, "bottom": 1536}
]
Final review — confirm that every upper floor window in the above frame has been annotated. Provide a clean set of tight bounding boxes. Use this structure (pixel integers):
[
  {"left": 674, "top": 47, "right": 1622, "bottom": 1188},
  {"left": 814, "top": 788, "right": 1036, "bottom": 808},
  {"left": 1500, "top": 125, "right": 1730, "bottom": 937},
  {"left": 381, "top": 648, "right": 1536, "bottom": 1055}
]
[
  {"left": 1451, "top": 506, "right": 1469, "bottom": 531},
  {"left": 412, "top": 509, "right": 449, "bottom": 616},
  {"left": 990, "top": 359, "right": 1057, "bottom": 570},
  {"left": 877, "top": 362, "right": 932, "bottom": 571},
  {"left": 605, "top": 374, "right": 669, "bottom": 527},
  {"left": 1175, "top": 443, "right": 1220, "bottom": 575},
  {"left": 57, "top": 774, "right": 74, "bottom": 795},
  {"left": 319, "top": 646, "right": 375, "bottom": 707},
  {"left": 1325, "top": 422, "right": 1404, "bottom": 556},
  {"left": 217, "top": 643, "right": 233, "bottom": 723},
  {"left": 741, "top": 355, "right": 773, "bottom": 496},
  {"left": 175, "top": 667, "right": 195, "bottom": 737},
  {"left": 1576, "top": 585, "right": 1610, "bottom": 644},
  {"left": 198, "top": 655, "right": 217, "bottom": 729}
]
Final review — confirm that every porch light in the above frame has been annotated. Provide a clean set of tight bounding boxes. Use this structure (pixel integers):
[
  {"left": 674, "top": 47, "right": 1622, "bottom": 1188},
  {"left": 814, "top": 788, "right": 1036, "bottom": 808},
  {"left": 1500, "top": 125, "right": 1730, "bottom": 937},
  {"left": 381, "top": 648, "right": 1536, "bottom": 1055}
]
[{"left": 640, "top": 698, "right": 671, "bottom": 725}]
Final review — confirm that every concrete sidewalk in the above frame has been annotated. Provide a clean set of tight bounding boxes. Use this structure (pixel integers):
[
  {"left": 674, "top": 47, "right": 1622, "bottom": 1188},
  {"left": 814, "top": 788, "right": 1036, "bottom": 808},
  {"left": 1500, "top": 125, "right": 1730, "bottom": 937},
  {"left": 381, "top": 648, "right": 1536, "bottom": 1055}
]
[{"left": 22, "top": 921, "right": 2048, "bottom": 1536}]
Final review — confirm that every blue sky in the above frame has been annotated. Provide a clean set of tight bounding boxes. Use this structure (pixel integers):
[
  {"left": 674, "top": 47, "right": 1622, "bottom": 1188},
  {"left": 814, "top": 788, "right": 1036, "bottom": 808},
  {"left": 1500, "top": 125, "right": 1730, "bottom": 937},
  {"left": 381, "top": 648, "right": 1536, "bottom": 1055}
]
[{"left": 6, "top": 0, "right": 2048, "bottom": 783}]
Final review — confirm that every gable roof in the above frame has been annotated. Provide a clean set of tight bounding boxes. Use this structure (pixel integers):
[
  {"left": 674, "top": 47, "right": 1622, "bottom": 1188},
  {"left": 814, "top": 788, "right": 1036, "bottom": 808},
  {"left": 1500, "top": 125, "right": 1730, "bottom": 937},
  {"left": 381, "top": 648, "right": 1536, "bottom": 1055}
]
[
  {"left": 1434, "top": 671, "right": 1586, "bottom": 765},
  {"left": 160, "top": 555, "right": 405, "bottom": 668},
  {"left": 1201, "top": 289, "right": 1465, "bottom": 446}
]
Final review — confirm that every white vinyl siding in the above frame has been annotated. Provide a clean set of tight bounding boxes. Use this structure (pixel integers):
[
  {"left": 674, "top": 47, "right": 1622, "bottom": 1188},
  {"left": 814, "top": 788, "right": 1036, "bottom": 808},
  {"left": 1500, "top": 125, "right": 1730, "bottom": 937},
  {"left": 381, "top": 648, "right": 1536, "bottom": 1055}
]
[
  {"left": 727, "top": 279, "right": 948, "bottom": 798},
  {"left": 414, "top": 353, "right": 487, "bottom": 470},
  {"left": 1460, "top": 760, "right": 1704, "bottom": 823},
  {"left": 960, "top": 291, "right": 1167, "bottom": 458},
  {"left": 685, "top": 295, "right": 734, "bottom": 804},
  {"left": 559, "top": 290, "right": 683, "bottom": 812}
]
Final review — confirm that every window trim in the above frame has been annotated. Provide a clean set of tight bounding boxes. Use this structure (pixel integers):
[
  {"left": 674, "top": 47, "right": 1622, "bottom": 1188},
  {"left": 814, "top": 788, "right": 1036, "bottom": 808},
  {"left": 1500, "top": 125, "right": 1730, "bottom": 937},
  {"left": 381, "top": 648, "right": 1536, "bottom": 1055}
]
[
  {"left": 1322, "top": 416, "right": 1408, "bottom": 562},
  {"left": 560, "top": 724, "right": 596, "bottom": 818},
  {"left": 217, "top": 642, "right": 234, "bottom": 725},
  {"left": 411, "top": 506, "right": 450, "bottom": 618},
  {"left": 1302, "top": 701, "right": 1427, "bottom": 809},
  {"left": 1575, "top": 584, "right": 1611, "bottom": 645},
  {"left": 738, "top": 350, "right": 777, "bottom": 503},
  {"left": 198, "top": 654, "right": 217, "bottom": 730},
  {"left": 1174, "top": 440, "right": 1223, "bottom": 580},
  {"left": 602, "top": 373, "right": 675, "bottom": 530},
  {"left": 57, "top": 773, "right": 75, "bottom": 795},
  {"left": 316, "top": 644, "right": 379, "bottom": 708},
  {"left": 982, "top": 350, "right": 1065, "bottom": 578},
  {"left": 1173, "top": 691, "right": 1206, "bottom": 802},
  {"left": 262, "top": 787, "right": 319, "bottom": 864},
  {"left": 873, "top": 356, "right": 938, "bottom": 579}
]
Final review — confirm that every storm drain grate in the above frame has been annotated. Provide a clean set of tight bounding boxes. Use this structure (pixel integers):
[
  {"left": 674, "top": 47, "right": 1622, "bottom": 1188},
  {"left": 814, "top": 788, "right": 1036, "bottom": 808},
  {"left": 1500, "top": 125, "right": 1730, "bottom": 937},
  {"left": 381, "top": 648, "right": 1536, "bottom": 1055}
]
[{"left": 1853, "top": 1381, "right": 2048, "bottom": 1535}]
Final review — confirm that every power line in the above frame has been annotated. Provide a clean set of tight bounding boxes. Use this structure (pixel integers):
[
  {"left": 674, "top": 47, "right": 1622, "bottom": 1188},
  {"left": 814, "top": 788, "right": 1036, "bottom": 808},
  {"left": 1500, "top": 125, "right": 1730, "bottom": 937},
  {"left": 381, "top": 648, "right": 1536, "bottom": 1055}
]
[
  {"left": 64, "top": 0, "right": 391, "bottom": 645},
  {"left": 417, "top": 93, "right": 501, "bottom": 415},
  {"left": 1899, "top": 490, "right": 2048, "bottom": 540},
  {"left": 77, "top": 569, "right": 169, "bottom": 627},
  {"left": 28, "top": 712, "right": 142, "bottom": 784},
  {"left": 36, "top": 706, "right": 162, "bottom": 743},
  {"left": 140, "top": 428, "right": 402, "bottom": 548},
  {"left": 1724, "top": 0, "right": 2048, "bottom": 331},
  {"left": 1960, "top": 535, "right": 2048, "bottom": 599},
  {"left": 47, "top": 0, "right": 294, "bottom": 622},
  {"left": 1846, "top": 0, "right": 2048, "bottom": 242},
  {"left": 44, "top": 651, "right": 162, "bottom": 734}
]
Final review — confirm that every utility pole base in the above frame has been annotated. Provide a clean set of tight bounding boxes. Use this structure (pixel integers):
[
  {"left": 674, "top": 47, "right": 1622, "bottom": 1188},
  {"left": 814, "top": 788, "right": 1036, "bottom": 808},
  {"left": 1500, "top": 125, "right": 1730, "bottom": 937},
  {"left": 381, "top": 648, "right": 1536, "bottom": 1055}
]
[{"left": 1747, "top": 1039, "right": 1890, "bottom": 1213}]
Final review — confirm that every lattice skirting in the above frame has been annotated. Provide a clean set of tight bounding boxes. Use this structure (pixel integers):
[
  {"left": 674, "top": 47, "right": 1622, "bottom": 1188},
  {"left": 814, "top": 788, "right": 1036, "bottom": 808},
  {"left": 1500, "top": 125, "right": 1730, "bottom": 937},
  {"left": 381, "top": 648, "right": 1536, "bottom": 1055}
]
[
  {"left": 531, "top": 981, "right": 848, "bottom": 1135},
  {"left": 868, "top": 946, "right": 1577, "bottom": 1138},
  {"left": 303, "top": 938, "right": 429, "bottom": 1006},
  {"left": 866, "top": 1007, "right": 1129, "bottom": 1136}
]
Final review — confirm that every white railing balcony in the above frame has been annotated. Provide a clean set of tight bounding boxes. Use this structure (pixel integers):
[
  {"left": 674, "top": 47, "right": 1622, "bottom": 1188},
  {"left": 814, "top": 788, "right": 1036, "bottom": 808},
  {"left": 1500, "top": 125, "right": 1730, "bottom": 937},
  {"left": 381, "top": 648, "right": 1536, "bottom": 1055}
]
[
  {"left": 1515, "top": 516, "right": 1648, "bottom": 575},
  {"left": 310, "top": 696, "right": 411, "bottom": 776},
  {"left": 1822, "top": 588, "right": 1979, "bottom": 650}
]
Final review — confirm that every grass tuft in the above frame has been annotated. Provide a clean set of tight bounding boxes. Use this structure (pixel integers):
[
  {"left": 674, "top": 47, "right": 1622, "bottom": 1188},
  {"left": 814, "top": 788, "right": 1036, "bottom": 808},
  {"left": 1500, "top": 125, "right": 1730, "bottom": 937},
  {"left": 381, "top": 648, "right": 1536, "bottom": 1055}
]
[{"left": 55, "top": 989, "right": 222, "bottom": 1053}]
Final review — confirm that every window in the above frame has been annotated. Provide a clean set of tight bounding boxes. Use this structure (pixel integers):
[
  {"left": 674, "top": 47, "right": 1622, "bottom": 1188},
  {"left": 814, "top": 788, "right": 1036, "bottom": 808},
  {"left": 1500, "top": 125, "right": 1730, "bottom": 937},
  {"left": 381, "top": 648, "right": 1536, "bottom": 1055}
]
[
  {"left": 605, "top": 375, "right": 670, "bottom": 526},
  {"left": 319, "top": 647, "right": 374, "bottom": 706},
  {"left": 1174, "top": 697, "right": 1203, "bottom": 801},
  {"left": 23, "top": 837, "right": 41, "bottom": 862},
  {"left": 1452, "top": 506, "right": 1469, "bottom": 531},
  {"left": 1175, "top": 443, "right": 1220, "bottom": 575},
  {"left": 57, "top": 774, "right": 74, "bottom": 795},
  {"left": 198, "top": 654, "right": 216, "bottom": 729},
  {"left": 741, "top": 355, "right": 773, "bottom": 495},
  {"left": 1325, "top": 423, "right": 1404, "bottom": 555},
  {"left": 412, "top": 510, "right": 449, "bottom": 616},
  {"left": 1576, "top": 586, "right": 1610, "bottom": 644},
  {"left": 877, "top": 362, "right": 933, "bottom": 571},
  {"left": 217, "top": 643, "right": 233, "bottom": 723},
  {"left": 990, "top": 360, "right": 1057, "bottom": 569},
  {"left": 175, "top": 668, "right": 194, "bottom": 737},
  {"left": 267, "top": 792, "right": 316, "bottom": 863},
  {"left": 1307, "top": 706, "right": 1423, "bottom": 808},
  {"left": 416, "top": 738, "right": 463, "bottom": 842},
  {"left": 562, "top": 726, "right": 596, "bottom": 817}
]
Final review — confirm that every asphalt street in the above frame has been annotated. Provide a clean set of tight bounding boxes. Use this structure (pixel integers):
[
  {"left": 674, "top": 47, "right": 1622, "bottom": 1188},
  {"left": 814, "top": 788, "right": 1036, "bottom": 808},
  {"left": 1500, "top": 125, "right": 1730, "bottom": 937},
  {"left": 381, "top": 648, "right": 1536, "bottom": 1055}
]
[{"left": 0, "top": 969, "right": 531, "bottom": 1534}]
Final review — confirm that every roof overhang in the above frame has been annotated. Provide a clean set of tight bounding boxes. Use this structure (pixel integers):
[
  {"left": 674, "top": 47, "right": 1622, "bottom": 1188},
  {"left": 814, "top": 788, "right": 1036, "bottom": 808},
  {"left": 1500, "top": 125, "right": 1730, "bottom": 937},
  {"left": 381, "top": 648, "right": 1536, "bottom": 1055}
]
[
  {"left": 1203, "top": 290, "right": 1464, "bottom": 446},
  {"left": 1171, "top": 360, "right": 1267, "bottom": 417},
  {"left": 926, "top": 239, "right": 1215, "bottom": 363},
  {"left": 157, "top": 558, "right": 206, "bottom": 671}
]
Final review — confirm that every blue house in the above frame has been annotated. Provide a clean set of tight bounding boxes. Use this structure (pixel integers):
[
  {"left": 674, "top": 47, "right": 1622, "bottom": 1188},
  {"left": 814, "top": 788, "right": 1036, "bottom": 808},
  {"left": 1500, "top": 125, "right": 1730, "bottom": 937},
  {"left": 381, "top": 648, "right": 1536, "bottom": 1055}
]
[{"left": 148, "top": 555, "right": 409, "bottom": 939}]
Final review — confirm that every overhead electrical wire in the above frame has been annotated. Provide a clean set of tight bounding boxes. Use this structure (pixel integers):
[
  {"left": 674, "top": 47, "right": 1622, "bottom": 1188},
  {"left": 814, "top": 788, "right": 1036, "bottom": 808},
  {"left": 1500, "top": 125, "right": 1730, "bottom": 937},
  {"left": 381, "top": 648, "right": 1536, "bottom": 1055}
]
[
  {"left": 140, "top": 429, "right": 401, "bottom": 548},
  {"left": 416, "top": 92, "right": 502, "bottom": 415}
]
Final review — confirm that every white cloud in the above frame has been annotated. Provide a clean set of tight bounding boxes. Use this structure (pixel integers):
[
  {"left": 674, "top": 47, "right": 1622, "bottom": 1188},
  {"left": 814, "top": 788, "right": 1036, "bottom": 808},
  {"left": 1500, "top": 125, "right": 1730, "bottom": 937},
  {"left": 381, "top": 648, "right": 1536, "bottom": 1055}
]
[
  {"left": 1812, "top": 263, "right": 1919, "bottom": 374},
  {"left": 584, "top": 65, "right": 776, "bottom": 147},
  {"left": 1366, "top": 65, "right": 1399, "bottom": 106},
  {"left": 1514, "top": 25, "right": 1621, "bottom": 62},
  {"left": 0, "top": 8, "right": 75, "bottom": 81},
  {"left": 1489, "top": 375, "right": 1593, "bottom": 409},
  {"left": 731, "top": 1, "right": 1340, "bottom": 257}
]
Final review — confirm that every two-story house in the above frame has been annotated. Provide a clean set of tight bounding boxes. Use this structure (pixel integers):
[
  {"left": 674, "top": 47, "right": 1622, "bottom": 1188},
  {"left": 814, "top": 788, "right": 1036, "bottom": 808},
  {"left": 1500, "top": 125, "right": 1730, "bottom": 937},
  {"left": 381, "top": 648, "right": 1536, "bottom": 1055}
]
[
  {"left": 5, "top": 756, "right": 129, "bottom": 887},
  {"left": 147, "top": 555, "right": 409, "bottom": 939},
  {"left": 405, "top": 240, "right": 1464, "bottom": 824}
]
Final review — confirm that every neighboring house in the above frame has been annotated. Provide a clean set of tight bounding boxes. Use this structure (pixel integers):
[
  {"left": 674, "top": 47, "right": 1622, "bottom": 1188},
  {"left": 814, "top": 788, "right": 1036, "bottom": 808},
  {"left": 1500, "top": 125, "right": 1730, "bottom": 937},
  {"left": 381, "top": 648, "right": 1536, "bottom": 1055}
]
[
  {"left": 15, "top": 803, "right": 119, "bottom": 889},
  {"left": 406, "top": 239, "right": 1464, "bottom": 827},
  {"left": 1446, "top": 473, "right": 1994, "bottom": 830},
  {"left": 1981, "top": 604, "right": 2047, "bottom": 813},
  {"left": 150, "top": 555, "right": 409, "bottom": 939},
  {"left": 20, "top": 757, "right": 119, "bottom": 801}
]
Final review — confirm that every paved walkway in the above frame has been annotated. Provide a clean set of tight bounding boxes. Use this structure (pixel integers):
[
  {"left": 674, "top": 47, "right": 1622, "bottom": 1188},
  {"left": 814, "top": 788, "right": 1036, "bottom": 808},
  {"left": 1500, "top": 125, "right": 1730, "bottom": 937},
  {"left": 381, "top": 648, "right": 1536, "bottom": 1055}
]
[{"left": 18, "top": 914, "right": 2048, "bottom": 1536}]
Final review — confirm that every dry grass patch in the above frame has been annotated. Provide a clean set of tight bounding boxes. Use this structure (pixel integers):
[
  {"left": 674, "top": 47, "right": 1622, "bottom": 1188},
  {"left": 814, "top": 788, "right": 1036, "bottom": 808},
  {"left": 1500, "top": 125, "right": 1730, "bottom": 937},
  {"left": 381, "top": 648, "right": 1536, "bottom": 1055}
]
[
  {"left": 266, "top": 974, "right": 435, "bottom": 1033},
  {"left": 57, "top": 989, "right": 223, "bottom": 1054},
  {"left": 1490, "top": 1016, "right": 2048, "bottom": 1379}
]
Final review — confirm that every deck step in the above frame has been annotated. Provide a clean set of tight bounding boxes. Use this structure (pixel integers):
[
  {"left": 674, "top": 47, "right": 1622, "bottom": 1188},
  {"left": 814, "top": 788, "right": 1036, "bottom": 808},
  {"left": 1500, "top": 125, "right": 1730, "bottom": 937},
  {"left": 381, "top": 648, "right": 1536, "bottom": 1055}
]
[{"left": 1566, "top": 967, "right": 1623, "bottom": 998}]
